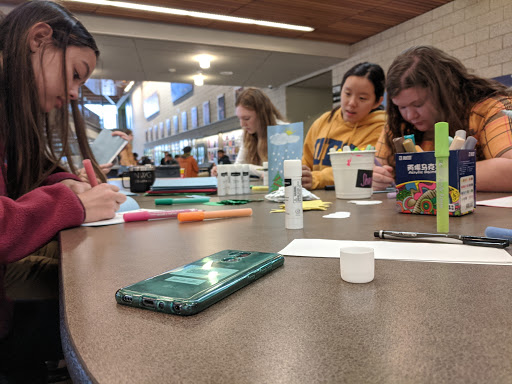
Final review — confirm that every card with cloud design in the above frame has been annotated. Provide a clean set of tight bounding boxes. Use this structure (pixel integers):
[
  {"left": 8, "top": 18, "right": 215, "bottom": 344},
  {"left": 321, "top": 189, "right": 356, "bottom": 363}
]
[{"left": 267, "top": 122, "right": 303, "bottom": 192}]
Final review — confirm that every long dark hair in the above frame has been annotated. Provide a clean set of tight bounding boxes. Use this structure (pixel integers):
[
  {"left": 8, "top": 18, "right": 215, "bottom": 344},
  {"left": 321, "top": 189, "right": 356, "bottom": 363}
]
[
  {"left": 236, "top": 88, "right": 285, "bottom": 165},
  {"left": 0, "top": 1, "right": 101, "bottom": 199},
  {"left": 328, "top": 62, "right": 385, "bottom": 122},
  {"left": 384, "top": 45, "right": 508, "bottom": 164}
]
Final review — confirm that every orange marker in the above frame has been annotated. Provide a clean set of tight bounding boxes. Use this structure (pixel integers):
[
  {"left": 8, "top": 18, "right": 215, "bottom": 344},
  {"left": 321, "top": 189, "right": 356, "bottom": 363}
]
[
  {"left": 178, "top": 208, "right": 252, "bottom": 222},
  {"left": 82, "top": 159, "right": 98, "bottom": 187}
]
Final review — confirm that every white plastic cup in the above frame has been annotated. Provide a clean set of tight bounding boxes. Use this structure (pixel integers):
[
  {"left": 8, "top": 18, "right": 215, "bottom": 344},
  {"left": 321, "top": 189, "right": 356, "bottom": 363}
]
[
  {"left": 329, "top": 150, "right": 375, "bottom": 199},
  {"left": 339, "top": 247, "right": 374, "bottom": 284}
]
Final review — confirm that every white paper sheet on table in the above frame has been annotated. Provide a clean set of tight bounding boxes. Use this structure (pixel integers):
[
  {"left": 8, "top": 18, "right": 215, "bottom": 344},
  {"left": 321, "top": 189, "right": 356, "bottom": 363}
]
[
  {"left": 279, "top": 239, "right": 512, "bottom": 265},
  {"left": 476, "top": 196, "right": 512, "bottom": 208},
  {"left": 82, "top": 209, "right": 162, "bottom": 227}
]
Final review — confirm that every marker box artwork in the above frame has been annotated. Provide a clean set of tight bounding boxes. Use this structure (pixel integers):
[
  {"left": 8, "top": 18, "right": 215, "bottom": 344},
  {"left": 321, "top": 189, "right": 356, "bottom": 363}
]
[{"left": 394, "top": 149, "right": 476, "bottom": 216}]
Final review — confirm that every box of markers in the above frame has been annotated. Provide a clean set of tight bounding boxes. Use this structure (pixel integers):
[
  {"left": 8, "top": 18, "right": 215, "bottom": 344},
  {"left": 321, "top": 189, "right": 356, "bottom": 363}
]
[{"left": 394, "top": 149, "right": 476, "bottom": 216}]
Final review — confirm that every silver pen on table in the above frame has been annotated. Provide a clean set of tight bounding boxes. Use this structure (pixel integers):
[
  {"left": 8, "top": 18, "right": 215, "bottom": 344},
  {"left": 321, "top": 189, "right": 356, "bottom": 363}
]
[{"left": 374, "top": 230, "right": 509, "bottom": 249}]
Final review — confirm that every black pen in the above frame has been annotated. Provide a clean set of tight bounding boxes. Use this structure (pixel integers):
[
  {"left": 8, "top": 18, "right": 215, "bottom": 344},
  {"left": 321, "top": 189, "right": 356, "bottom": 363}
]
[{"left": 374, "top": 230, "right": 509, "bottom": 249}]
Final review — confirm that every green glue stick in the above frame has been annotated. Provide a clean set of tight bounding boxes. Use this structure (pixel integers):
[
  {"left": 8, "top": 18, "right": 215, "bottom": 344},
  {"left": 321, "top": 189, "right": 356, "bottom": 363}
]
[
  {"left": 435, "top": 122, "right": 449, "bottom": 233},
  {"left": 155, "top": 197, "right": 211, "bottom": 205}
]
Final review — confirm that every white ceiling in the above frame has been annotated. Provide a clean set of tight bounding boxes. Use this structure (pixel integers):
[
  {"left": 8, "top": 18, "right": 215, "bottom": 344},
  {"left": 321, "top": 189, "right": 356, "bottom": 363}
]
[
  {"left": 73, "top": 12, "right": 350, "bottom": 88},
  {"left": 0, "top": 1, "right": 449, "bottom": 90}
]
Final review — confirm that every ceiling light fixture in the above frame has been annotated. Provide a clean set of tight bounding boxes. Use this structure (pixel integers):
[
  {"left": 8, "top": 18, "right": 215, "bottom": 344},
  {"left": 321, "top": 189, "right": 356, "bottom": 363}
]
[
  {"left": 193, "top": 74, "right": 205, "bottom": 86},
  {"left": 124, "top": 80, "right": 134, "bottom": 93},
  {"left": 196, "top": 54, "right": 212, "bottom": 69},
  {"left": 66, "top": 0, "right": 315, "bottom": 32}
]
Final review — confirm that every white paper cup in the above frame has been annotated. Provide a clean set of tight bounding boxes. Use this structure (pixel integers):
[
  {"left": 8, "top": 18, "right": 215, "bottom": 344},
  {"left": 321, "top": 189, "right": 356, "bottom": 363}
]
[
  {"left": 339, "top": 247, "right": 374, "bottom": 284},
  {"left": 329, "top": 150, "right": 375, "bottom": 199}
]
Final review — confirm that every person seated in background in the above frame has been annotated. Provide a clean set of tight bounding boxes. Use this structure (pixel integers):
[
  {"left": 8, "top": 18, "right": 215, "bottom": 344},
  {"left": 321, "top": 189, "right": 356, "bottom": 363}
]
[
  {"left": 160, "top": 151, "right": 170, "bottom": 165},
  {"left": 212, "top": 88, "right": 287, "bottom": 177},
  {"left": 161, "top": 152, "right": 178, "bottom": 165},
  {"left": 302, "top": 62, "right": 386, "bottom": 189},
  {"left": 372, "top": 45, "right": 512, "bottom": 192},
  {"left": 217, "top": 149, "right": 231, "bottom": 164},
  {"left": 116, "top": 128, "right": 137, "bottom": 175},
  {"left": 139, "top": 156, "right": 153, "bottom": 165},
  {"left": 178, "top": 146, "right": 199, "bottom": 177}
]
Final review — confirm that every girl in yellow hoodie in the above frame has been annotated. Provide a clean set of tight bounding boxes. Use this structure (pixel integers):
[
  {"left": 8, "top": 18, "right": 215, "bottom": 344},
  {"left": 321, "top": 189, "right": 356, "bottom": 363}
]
[{"left": 302, "top": 62, "right": 386, "bottom": 189}]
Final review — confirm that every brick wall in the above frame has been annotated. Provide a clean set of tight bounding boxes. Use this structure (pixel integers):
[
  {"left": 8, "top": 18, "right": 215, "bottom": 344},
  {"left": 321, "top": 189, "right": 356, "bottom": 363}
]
[{"left": 332, "top": 0, "right": 512, "bottom": 86}]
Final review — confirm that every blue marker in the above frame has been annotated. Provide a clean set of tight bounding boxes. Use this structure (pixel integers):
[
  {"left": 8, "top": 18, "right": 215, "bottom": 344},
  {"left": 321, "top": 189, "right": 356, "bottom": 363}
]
[{"left": 485, "top": 227, "right": 512, "bottom": 241}]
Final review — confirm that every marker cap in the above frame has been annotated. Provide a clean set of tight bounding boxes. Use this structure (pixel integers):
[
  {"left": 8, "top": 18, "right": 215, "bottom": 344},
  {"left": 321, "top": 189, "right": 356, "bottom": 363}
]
[
  {"left": 178, "top": 211, "right": 206, "bottom": 222},
  {"left": 435, "top": 122, "right": 449, "bottom": 157},
  {"left": 404, "top": 134, "right": 416, "bottom": 145},
  {"left": 463, "top": 136, "right": 477, "bottom": 150},
  {"left": 484, "top": 226, "right": 512, "bottom": 241},
  {"left": 449, "top": 135, "right": 465, "bottom": 151},
  {"left": 454, "top": 129, "right": 467, "bottom": 140},
  {"left": 123, "top": 211, "right": 151, "bottom": 222},
  {"left": 392, "top": 137, "right": 405, "bottom": 153},
  {"left": 284, "top": 159, "right": 302, "bottom": 178},
  {"left": 402, "top": 138, "right": 416, "bottom": 152}
]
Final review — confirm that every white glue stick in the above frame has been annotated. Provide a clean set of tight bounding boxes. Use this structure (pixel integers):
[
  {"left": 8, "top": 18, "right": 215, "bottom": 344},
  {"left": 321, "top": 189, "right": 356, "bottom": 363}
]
[
  {"left": 284, "top": 159, "right": 303, "bottom": 229},
  {"left": 217, "top": 165, "right": 227, "bottom": 196}
]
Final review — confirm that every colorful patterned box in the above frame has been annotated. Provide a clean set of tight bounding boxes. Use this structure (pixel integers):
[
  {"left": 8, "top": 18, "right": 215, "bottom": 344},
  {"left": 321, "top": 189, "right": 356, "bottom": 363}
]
[{"left": 395, "top": 149, "right": 476, "bottom": 216}]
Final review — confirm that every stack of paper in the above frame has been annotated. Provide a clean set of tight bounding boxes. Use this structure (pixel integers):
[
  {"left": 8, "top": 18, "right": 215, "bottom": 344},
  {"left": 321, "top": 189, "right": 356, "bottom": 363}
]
[{"left": 148, "top": 177, "right": 217, "bottom": 195}]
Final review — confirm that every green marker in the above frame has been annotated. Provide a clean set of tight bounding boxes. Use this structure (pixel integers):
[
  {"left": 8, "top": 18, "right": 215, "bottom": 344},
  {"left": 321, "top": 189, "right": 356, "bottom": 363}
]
[
  {"left": 155, "top": 197, "right": 211, "bottom": 205},
  {"left": 435, "top": 122, "right": 449, "bottom": 233}
]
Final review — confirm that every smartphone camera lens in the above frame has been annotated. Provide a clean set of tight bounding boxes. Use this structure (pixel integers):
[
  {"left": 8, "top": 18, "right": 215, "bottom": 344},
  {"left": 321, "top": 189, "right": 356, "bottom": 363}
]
[
  {"left": 122, "top": 295, "right": 133, "bottom": 303},
  {"left": 222, "top": 257, "right": 239, "bottom": 262},
  {"left": 227, "top": 251, "right": 251, "bottom": 258}
]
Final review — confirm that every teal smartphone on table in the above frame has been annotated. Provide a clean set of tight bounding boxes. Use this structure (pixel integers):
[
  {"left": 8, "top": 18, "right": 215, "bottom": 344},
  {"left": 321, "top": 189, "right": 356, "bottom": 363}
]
[{"left": 115, "top": 250, "right": 284, "bottom": 315}]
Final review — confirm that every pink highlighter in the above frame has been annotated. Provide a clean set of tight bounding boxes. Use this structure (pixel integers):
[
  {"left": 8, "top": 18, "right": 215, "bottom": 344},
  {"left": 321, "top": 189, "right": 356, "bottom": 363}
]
[
  {"left": 123, "top": 209, "right": 202, "bottom": 222},
  {"left": 82, "top": 159, "right": 98, "bottom": 187}
]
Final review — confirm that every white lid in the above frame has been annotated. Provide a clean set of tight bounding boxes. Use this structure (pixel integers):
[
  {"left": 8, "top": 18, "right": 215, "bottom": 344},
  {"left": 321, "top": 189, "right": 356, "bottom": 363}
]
[{"left": 284, "top": 159, "right": 302, "bottom": 178}]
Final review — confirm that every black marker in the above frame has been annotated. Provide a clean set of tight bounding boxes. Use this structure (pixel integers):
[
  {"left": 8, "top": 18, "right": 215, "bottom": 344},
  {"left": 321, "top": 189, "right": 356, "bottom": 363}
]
[{"left": 374, "top": 230, "right": 509, "bottom": 249}]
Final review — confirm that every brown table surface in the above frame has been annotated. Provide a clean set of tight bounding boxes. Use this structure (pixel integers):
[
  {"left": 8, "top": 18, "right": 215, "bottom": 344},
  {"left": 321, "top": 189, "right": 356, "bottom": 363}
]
[{"left": 60, "top": 189, "right": 512, "bottom": 384}]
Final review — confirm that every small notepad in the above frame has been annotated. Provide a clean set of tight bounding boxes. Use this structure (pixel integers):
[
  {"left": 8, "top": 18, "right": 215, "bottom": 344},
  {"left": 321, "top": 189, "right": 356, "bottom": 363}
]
[{"left": 90, "top": 129, "right": 128, "bottom": 165}]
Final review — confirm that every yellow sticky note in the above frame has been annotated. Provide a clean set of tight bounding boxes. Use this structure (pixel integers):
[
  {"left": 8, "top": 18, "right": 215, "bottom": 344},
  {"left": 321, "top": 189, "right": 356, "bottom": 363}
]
[{"left": 270, "top": 200, "right": 332, "bottom": 213}]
